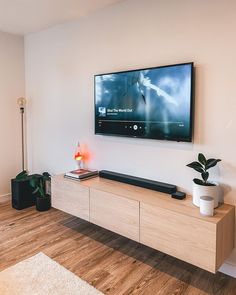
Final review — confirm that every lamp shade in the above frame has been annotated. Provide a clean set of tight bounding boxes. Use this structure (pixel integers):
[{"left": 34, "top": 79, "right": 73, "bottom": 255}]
[{"left": 17, "top": 97, "right": 27, "bottom": 108}]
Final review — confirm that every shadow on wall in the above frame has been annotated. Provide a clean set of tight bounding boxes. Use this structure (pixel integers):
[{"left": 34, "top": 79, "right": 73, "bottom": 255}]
[
  {"left": 220, "top": 162, "right": 236, "bottom": 206},
  {"left": 80, "top": 143, "right": 93, "bottom": 168},
  {"left": 95, "top": 133, "right": 195, "bottom": 152},
  {"left": 219, "top": 184, "right": 231, "bottom": 203},
  {"left": 193, "top": 64, "right": 207, "bottom": 146}
]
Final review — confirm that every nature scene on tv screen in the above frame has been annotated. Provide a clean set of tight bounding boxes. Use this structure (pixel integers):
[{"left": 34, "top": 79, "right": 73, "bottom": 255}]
[{"left": 95, "top": 63, "right": 192, "bottom": 141}]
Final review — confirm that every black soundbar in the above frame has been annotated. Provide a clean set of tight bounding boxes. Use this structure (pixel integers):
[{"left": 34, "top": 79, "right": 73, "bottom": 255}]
[{"left": 99, "top": 170, "right": 177, "bottom": 194}]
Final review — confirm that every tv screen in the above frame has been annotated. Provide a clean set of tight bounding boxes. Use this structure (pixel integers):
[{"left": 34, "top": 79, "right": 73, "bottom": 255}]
[{"left": 94, "top": 62, "right": 194, "bottom": 142}]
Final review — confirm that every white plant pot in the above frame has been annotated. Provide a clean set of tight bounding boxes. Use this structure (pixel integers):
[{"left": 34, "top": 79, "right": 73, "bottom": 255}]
[{"left": 193, "top": 182, "right": 219, "bottom": 208}]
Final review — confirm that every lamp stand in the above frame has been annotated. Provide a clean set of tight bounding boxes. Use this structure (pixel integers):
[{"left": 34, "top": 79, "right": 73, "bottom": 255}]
[{"left": 20, "top": 107, "right": 25, "bottom": 171}]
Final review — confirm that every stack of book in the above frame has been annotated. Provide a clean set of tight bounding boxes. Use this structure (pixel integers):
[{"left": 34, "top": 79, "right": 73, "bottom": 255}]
[{"left": 64, "top": 169, "right": 98, "bottom": 181}]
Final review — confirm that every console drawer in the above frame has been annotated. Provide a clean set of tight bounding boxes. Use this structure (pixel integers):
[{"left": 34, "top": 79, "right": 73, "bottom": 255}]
[
  {"left": 90, "top": 188, "right": 139, "bottom": 241},
  {"left": 52, "top": 177, "right": 89, "bottom": 221},
  {"left": 140, "top": 202, "right": 217, "bottom": 272}
]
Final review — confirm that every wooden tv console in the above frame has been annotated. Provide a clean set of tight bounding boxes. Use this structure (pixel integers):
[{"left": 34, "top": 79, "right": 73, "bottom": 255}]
[{"left": 51, "top": 175, "right": 235, "bottom": 273}]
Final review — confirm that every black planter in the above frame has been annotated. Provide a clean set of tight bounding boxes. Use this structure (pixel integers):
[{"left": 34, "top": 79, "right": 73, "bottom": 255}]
[
  {"left": 36, "top": 194, "right": 51, "bottom": 211},
  {"left": 11, "top": 174, "right": 42, "bottom": 210}
]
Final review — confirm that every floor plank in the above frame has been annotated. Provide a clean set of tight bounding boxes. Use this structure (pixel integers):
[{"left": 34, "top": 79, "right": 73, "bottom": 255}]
[{"left": 0, "top": 199, "right": 235, "bottom": 295}]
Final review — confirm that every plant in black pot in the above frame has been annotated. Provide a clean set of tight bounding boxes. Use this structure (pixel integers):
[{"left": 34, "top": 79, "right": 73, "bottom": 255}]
[
  {"left": 187, "top": 153, "right": 221, "bottom": 208},
  {"left": 29, "top": 172, "right": 51, "bottom": 211},
  {"left": 12, "top": 170, "right": 43, "bottom": 210}
]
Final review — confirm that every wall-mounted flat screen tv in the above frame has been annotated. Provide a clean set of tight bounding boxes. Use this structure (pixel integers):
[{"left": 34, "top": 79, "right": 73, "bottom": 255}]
[{"left": 94, "top": 62, "right": 194, "bottom": 142}]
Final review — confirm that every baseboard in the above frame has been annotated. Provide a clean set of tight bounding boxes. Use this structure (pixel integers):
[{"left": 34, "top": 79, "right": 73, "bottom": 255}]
[
  {"left": 0, "top": 193, "right": 10, "bottom": 198},
  {"left": 219, "top": 261, "right": 236, "bottom": 278},
  {"left": 219, "top": 248, "right": 236, "bottom": 278}
]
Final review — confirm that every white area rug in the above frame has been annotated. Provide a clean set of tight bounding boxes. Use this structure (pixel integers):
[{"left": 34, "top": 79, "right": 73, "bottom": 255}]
[{"left": 0, "top": 252, "right": 104, "bottom": 295}]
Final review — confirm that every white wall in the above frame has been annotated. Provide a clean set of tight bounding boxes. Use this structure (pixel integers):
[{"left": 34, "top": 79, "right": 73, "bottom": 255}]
[
  {"left": 25, "top": 0, "right": 236, "bottom": 273},
  {"left": 0, "top": 31, "right": 25, "bottom": 196}
]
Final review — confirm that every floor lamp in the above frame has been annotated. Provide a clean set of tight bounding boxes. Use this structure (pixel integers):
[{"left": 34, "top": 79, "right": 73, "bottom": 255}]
[{"left": 17, "top": 97, "right": 27, "bottom": 171}]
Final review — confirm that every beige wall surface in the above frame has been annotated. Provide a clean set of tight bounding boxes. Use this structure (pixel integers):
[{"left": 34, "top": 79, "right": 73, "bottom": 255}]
[
  {"left": 24, "top": 0, "right": 236, "bottom": 273},
  {"left": 0, "top": 31, "right": 25, "bottom": 196}
]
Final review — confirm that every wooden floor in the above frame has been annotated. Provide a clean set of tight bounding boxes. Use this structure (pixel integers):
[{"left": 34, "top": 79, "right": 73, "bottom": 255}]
[{"left": 0, "top": 197, "right": 235, "bottom": 295}]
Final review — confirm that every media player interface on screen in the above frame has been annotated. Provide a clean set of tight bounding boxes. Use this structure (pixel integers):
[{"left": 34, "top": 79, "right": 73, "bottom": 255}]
[{"left": 94, "top": 63, "right": 193, "bottom": 142}]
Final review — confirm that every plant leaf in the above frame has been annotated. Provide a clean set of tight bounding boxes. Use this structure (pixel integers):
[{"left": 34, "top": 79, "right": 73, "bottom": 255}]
[
  {"left": 16, "top": 170, "right": 28, "bottom": 180},
  {"left": 206, "top": 159, "right": 221, "bottom": 170},
  {"left": 39, "top": 187, "right": 44, "bottom": 197},
  {"left": 205, "top": 182, "right": 216, "bottom": 187},
  {"left": 193, "top": 178, "right": 205, "bottom": 185},
  {"left": 42, "top": 172, "right": 51, "bottom": 178},
  {"left": 42, "top": 172, "right": 51, "bottom": 181},
  {"left": 186, "top": 161, "right": 204, "bottom": 173},
  {"left": 29, "top": 177, "right": 38, "bottom": 188},
  {"left": 201, "top": 171, "right": 209, "bottom": 182},
  {"left": 198, "top": 153, "right": 207, "bottom": 166},
  {"left": 32, "top": 187, "right": 39, "bottom": 195}
]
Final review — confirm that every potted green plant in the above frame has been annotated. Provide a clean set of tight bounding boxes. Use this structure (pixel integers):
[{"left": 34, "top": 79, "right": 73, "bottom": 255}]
[
  {"left": 187, "top": 153, "right": 221, "bottom": 208},
  {"left": 12, "top": 170, "right": 42, "bottom": 210},
  {"left": 29, "top": 172, "right": 51, "bottom": 211}
]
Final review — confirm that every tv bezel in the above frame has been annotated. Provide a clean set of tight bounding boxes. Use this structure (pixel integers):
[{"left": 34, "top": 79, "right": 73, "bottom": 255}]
[{"left": 94, "top": 62, "right": 194, "bottom": 142}]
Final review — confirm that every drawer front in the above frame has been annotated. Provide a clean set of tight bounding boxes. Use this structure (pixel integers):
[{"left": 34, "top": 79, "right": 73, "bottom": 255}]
[
  {"left": 90, "top": 188, "right": 139, "bottom": 242},
  {"left": 140, "top": 202, "right": 217, "bottom": 272},
  {"left": 52, "top": 177, "right": 89, "bottom": 221}
]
